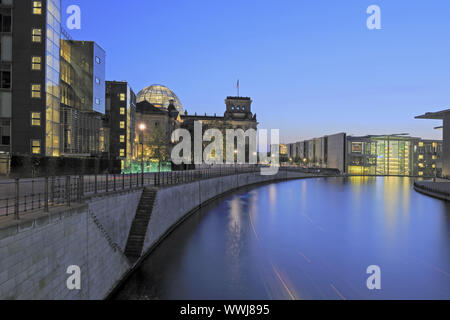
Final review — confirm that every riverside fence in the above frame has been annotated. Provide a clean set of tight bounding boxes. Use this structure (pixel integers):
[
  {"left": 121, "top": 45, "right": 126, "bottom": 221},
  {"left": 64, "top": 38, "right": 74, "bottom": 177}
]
[{"left": 0, "top": 165, "right": 339, "bottom": 220}]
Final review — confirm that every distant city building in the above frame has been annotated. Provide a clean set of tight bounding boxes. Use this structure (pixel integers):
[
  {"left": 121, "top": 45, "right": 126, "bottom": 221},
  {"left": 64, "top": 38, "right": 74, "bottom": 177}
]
[
  {"left": 181, "top": 96, "right": 258, "bottom": 163},
  {"left": 287, "top": 133, "right": 441, "bottom": 177},
  {"left": 106, "top": 81, "right": 137, "bottom": 170},
  {"left": 134, "top": 87, "right": 258, "bottom": 166}
]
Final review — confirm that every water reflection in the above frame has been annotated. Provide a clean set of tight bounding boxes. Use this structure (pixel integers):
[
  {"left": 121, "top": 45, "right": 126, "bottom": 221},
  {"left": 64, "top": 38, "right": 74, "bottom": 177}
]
[{"left": 116, "top": 177, "right": 450, "bottom": 300}]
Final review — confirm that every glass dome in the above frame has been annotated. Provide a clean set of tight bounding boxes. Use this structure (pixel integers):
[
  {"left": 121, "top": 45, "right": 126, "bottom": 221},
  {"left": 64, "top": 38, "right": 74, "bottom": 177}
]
[{"left": 136, "top": 85, "right": 183, "bottom": 113}]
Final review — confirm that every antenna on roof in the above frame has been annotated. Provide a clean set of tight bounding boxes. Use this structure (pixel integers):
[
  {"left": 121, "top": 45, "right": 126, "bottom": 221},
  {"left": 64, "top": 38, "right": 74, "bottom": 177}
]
[{"left": 237, "top": 80, "right": 240, "bottom": 97}]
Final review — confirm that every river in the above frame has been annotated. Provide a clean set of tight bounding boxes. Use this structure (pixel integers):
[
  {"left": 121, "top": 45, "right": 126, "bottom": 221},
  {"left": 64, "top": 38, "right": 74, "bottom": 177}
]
[{"left": 115, "top": 177, "right": 450, "bottom": 300}]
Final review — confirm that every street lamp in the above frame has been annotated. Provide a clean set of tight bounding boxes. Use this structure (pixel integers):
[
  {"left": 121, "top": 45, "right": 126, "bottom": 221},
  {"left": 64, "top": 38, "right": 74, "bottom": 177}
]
[{"left": 139, "top": 123, "right": 146, "bottom": 185}]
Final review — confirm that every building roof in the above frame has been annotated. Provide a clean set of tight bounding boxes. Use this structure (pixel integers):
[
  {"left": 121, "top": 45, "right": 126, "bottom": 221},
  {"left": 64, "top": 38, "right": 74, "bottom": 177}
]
[
  {"left": 136, "top": 85, "right": 183, "bottom": 113},
  {"left": 415, "top": 109, "right": 450, "bottom": 120},
  {"left": 136, "top": 101, "right": 168, "bottom": 115}
]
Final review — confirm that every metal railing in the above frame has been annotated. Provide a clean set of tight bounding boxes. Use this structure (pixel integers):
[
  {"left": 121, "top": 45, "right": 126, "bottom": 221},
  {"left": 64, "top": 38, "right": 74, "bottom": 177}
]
[
  {"left": 414, "top": 180, "right": 450, "bottom": 197},
  {"left": 0, "top": 165, "right": 337, "bottom": 220},
  {"left": 0, "top": 165, "right": 262, "bottom": 220}
]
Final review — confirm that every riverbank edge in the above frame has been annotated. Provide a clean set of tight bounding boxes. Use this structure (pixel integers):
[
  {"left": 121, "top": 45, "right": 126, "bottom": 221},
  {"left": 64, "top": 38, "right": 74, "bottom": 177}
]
[
  {"left": 106, "top": 173, "right": 335, "bottom": 300},
  {"left": 414, "top": 181, "right": 450, "bottom": 202}
]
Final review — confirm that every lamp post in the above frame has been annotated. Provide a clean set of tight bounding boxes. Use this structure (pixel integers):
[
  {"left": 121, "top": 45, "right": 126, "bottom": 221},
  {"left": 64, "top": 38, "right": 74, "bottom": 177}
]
[{"left": 139, "top": 123, "right": 146, "bottom": 186}]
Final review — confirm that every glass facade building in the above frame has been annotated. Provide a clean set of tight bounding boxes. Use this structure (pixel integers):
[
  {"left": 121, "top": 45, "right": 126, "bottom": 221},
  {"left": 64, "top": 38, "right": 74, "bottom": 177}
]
[
  {"left": 45, "top": 0, "right": 61, "bottom": 156},
  {"left": 59, "top": 40, "right": 106, "bottom": 156}
]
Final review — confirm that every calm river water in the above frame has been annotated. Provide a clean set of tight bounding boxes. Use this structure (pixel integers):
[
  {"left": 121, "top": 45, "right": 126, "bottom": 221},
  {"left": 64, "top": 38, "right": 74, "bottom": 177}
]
[{"left": 116, "top": 177, "right": 450, "bottom": 300}]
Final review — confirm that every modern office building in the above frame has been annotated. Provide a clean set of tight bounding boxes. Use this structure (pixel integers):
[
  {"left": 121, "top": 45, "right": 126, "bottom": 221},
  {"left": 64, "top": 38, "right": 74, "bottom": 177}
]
[
  {"left": 0, "top": 0, "right": 62, "bottom": 160},
  {"left": 60, "top": 40, "right": 106, "bottom": 156},
  {"left": 287, "top": 133, "right": 346, "bottom": 172},
  {"left": 416, "top": 109, "right": 450, "bottom": 178},
  {"left": 288, "top": 133, "right": 441, "bottom": 177},
  {"left": 106, "top": 81, "right": 136, "bottom": 170}
]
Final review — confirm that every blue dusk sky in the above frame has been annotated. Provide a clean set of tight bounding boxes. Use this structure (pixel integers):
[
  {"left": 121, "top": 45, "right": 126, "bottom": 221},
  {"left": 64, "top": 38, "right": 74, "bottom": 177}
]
[{"left": 62, "top": 0, "right": 450, "bottom": 143}]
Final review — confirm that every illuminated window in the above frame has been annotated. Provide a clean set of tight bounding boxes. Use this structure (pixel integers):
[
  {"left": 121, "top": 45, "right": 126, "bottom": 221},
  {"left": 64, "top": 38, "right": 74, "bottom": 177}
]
[
  {"left": 432, "top": 155, "right": 437, "bottom": 160},
  {"left": 33, "top": 1, "right": 42, "bottom": 14},
  {"left": 120, "top": 121, "right": 125, "bottom": 129},
  {"left": 120, "top": 149, "right": 125, "bottom": 157},
  {"left": 31, "top": 112, "right": 41, "bottom": 126},
  {"left": 32, "top": 28, "right": 42, "bottom": 42},
  {"left": 120, "top": 107, "right": 125, "bottom": 115},
  {"left": 418, "top": 142, "right": 424, "bottom": 147},
  {"left": 31, "top": 84, "right": 41, "bottom": 98},
  {"left": 120, "top": 93, "right": 126, "bottom": 101},
  {"left": 418, "top": 155, "right": 424, "bottom": 160},
  {"left": 120, "top": 135, "right": 125, "bottom": 143},
  {"left": 31, "top": 140, "right": 41, "bottom": 154},
  {"left": 95, "top": 56, "right": 101, "bottom": 64},
  {"left": 31, "top": 56, "right": 41, "bottom": 70},
  {"left": 432, "top": 164, "right": 436, "bottom": 169},
  {"left": 418, "top": 163, "right": 424, "bottom": 168},
  {"left": 418, "top": 171, "right": 424, "bottom": 176}
]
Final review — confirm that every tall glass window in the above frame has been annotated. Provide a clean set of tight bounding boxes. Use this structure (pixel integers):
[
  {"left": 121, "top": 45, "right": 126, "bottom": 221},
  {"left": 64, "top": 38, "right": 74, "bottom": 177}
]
[{"left": 45, "top": 0, "right": 61, "bottom": 156}]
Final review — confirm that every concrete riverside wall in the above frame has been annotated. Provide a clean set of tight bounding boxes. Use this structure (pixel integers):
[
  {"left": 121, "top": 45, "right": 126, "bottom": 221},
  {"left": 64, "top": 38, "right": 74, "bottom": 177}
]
[
  {"left": 414, "top": 180, "right": 450, "bottom": 201},
  {"left": 0, "top": 170, "right": 321, "bottom": 300},
  {"left": 0, "top": 189, "right": 142, "bottom": 300}
]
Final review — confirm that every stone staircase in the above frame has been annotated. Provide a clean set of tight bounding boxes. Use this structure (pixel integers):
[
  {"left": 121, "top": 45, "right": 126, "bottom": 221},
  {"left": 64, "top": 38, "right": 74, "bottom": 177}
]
[{"left": 124, "top": 188, "right": 157, "bottom": 263}]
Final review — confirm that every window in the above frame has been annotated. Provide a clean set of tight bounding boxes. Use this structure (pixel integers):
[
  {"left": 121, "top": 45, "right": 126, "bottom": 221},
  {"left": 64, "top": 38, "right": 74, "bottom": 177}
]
[
  {"left": 31, "top": 84, "right": 41, "bottom": 98},
  {"left": 95, "top": 77, "right": 100, "bottom": 85},
  {"left": 119, "top": 149, "right": 125, "bottom": 157},
  {"left": 32, "top": 1, "right": 42, "bottom": 15},
  {"left": 95, "top": 98, "right": 101, "bottom": 105},
  {"left": 0, "top": 12, "right": 12, "bottom": 33},
  {"left": 120, "top": 107, "right": 125, "bottom": 115},
  {"left": 418, "top": 142, "right": 424, "bottom": 147},
  {"left": 31, "top": 56, "right": 41, "bottom": 70},
  {"left": 120, "top": 93, "right": 126, "bottom": 101},
  {"left": 418, "top": 171, "right": 423, "bottom": 176},
  {"left": 31, "top": 112, "right": 41, "bottom": 126},
  {"left": 120, "top": 121, "right": 125, "bottom": 129},
  {"left": 32, "top": 28, "right": 42, "bottom": 42},
  {"left": 95, "top": 56, "right": 101, "bottom": 64},
  {"left": 31, "top": 140, "right": 41, "bottom": 154},
  {"left": 120, "top": 135, "right": 125, "bottom": 143},
  {"left": 418, "top": 155, "right": 424, "bottom": 160},
  {"left": 0, "top": 70, "right": 10, "bottom": 89},
  {"left": 432, "top": 155, "right": 437, "bottom": 160}
]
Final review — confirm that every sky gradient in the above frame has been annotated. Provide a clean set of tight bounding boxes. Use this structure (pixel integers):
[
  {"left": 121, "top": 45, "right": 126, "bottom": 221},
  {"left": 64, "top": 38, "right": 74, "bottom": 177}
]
[{"left": 62, "top": 0, "right": 450, "bottom": 142}]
